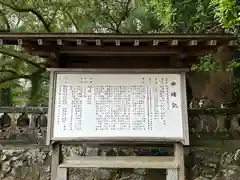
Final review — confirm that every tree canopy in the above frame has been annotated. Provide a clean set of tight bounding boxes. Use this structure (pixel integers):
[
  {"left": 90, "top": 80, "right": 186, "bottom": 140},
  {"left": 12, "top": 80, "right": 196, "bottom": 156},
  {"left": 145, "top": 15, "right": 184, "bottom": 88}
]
[{"left": 0, "top": 0, "right": 239, "bottom": 105}]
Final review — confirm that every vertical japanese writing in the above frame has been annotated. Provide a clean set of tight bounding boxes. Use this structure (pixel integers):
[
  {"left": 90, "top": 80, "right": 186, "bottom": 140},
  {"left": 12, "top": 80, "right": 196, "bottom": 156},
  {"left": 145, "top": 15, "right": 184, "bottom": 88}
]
[
  {"left": 165, "top": 78, "right": 170, "bottom": 111},
  {"left": 170, "top": 80, "right": 178, "bottom": 109},
  {"left": 53, "top": 74, "right": 183, "bottom": 139},
  {"left": 56, "top": 85, "right": 62, "bottom": 125}
]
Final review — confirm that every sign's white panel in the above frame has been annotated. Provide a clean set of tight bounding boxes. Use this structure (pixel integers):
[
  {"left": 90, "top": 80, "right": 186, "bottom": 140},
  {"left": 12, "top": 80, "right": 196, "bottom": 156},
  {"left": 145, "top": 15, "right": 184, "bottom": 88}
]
[{"left": 53, "top": 73, "right": 184, "bottom": 139}]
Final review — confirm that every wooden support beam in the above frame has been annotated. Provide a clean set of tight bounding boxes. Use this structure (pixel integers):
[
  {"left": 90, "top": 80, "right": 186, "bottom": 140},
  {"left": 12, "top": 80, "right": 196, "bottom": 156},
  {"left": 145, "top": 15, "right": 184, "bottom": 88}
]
[
  {"left": 59, "top": 156, "right": 178, "bottom": 169},
  {"left": 59, "top": 46, "right": 181, "bottom": 56},
  {"left": 57, "top": 167, "right": 67, "bottom": 180},
  {"left": 115, "top": 40, "right": 120, "bottom": 46},
  {"left": 0, "top": 32, "right": 235, "bottom": 40},
  {"left": 0, "top": 39, "right": 3, "bottom": 45},
  {"left": 51, "top": 143, "right": 61, "bottom": 180},
  {"left": 166, "top": 169, "right": 178, "bottom": 180},
  {"left": 174, "top": 143, "right": 185, "bottom": 180},
  {"left": 60, "top": 50, "right": 180, "bottom": 56},
  {"left": 57, "top": 39, "right": 63, "bottom": 45}
]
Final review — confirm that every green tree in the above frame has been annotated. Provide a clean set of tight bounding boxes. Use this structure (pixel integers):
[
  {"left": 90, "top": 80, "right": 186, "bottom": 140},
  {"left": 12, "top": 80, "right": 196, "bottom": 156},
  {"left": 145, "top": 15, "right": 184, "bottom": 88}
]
[{"left": 0, "top": 0, "right": 238, "bottom": 105}]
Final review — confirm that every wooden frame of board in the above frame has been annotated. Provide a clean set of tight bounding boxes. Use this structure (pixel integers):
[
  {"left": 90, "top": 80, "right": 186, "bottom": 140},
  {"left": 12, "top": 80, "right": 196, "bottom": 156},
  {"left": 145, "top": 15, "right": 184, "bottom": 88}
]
[
  {"left": 47, "top": 68, "right": 188, "bottom": 180},
  {"left": 46, "top": 68, "right": 189, "bottom": 146}
]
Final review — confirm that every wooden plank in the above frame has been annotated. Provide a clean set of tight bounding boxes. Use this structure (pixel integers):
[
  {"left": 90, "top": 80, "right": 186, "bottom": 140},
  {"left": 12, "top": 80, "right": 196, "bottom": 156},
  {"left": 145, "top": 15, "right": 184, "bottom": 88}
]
[
  {"left": 0, "top": 32, "right": 236, "bottom": 40},
  {"left": 57, "top": 141, "right": 175, "bottom": 147},
  {"left": 51, "top": 143, "right": 61, "bottom": 180},
  {"left": 49, "top": 131, "right": 240, "bottom": 144},
  {"left": 46, "top": 71, "right": 55, "bottom": 145},
  {"left": 59, "top": 156, "right": 178, "bottom": 169},
  {"left": 51, "top": 137, "right": 184, "bottom": 142},
  {"left": 181, "top": 72, "right": 189, "bottom": 145},
  {"left": 47, "top": 68, "right": 189, "bottom": 73},
  {"left": 58, "top": 46, "right": 181, "bottom": 55},
  {"left": 57, "top": 167, "right": 67, "bottom": 180},
  {"left": 166, "top": 169, "right": 178, "bottom": 180},
  {"left": 174, "top": 143, "right": 185, "bottom": 180},
  {"left": 59, "top": 50, "right": 180, "bottom": 56}
]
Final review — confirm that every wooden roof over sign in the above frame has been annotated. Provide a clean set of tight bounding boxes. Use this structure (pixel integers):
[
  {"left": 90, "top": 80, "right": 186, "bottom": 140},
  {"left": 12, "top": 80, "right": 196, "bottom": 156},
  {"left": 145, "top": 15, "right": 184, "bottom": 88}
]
[
  {"left": 0, "top": 33, "right": 237, "bottom": 68},
  {"left": 0, "top": 33, "right": 237, "bottom": 56}
]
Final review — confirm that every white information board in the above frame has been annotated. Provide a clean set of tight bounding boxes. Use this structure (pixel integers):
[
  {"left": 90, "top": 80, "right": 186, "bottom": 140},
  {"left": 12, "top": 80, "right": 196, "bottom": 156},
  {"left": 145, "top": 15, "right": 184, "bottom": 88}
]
[{"left": 52, "top": 73, "right": 185, "bottom": 140}]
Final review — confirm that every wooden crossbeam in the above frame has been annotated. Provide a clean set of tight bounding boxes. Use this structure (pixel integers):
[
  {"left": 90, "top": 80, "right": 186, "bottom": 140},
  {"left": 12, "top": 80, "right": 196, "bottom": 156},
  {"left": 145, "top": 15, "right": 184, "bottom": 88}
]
[{"left": 59, "top": 156, "right": 178, "bottom": 169}]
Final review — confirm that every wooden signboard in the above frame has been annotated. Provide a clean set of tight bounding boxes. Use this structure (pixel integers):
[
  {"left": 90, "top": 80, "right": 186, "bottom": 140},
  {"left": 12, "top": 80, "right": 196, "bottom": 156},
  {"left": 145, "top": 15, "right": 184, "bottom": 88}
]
[{"left": 47, "top": 69, "right": 189, "bottom": 145}]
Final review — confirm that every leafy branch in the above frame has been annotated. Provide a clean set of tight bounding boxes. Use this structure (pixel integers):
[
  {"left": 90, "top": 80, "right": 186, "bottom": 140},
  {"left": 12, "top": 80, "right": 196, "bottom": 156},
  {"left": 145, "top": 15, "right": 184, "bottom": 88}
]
[
  {"left": 0, "top": 48, "right": 44, "bottom": 69},
  {"left": 0, "top": 69, "right": 21, "bottom": 76},
  {"left": 0, "top": 68, "right": 31, "bottom": 84},
  {"left": 100, "top": 0, "right": 132, "bottom": 33},
  {"left": 101, "top": 0, "right": 120, "bottom": 32},
  {"left": 116, "top": 0, "right": 132, "bottom": 32},
  {"left": 0, "top": 1, "right": 52, "bottom": 32},
  {"left": 47, "top": 4, "right": 61, "bottom": 28},
  {"left": 64, "top": 10, "right": 80, "bottom": 32},
  {"left": 0, "top": 9, "right": 10, "bottom": 31}
]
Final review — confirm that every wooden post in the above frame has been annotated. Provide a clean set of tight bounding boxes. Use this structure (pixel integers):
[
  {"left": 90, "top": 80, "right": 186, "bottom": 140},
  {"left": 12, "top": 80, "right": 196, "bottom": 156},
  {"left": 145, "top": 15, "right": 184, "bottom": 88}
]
[
  {"left": 166, "top": 168, "right": 178, "bottom": 180},
  {"left": 174, "top": 143, "right": 185, "bottom": 180},
  {"left": 57, "top": 167, "right": 67, "bottom": 180},
  {"left": 51, "top": 142, "right": 61, "bottom": 180}
]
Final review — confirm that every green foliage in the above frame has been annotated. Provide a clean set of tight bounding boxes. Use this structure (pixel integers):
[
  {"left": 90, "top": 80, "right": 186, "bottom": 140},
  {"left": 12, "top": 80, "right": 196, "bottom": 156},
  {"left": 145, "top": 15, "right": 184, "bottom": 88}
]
[
  {"left": 191, "top": 55, "right": 217, "bottom": 72},
  {"left": 0, "top": 87, "right": 12, "bottom": 106},
  {"left": 210, "top": 0, "right": 240, "bottom": 33},
  {"left": 0, "top": 0, "right": 238, "bottom": 105}
]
